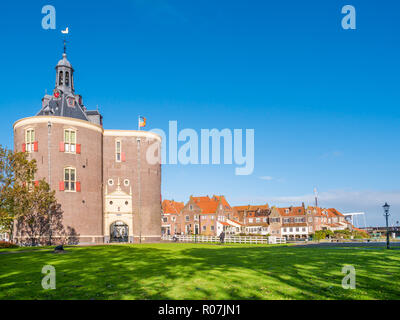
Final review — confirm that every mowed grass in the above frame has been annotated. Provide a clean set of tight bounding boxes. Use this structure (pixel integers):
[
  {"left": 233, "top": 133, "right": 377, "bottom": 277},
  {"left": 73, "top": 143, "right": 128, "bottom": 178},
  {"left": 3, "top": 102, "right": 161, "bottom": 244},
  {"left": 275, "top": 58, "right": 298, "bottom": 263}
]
[{"left": 0, "top": 243, "right": 399, "bottom": 300}]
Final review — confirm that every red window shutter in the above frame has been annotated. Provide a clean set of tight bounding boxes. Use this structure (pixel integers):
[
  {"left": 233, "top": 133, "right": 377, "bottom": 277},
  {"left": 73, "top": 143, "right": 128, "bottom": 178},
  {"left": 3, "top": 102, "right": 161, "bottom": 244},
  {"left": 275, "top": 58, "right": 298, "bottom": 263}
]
[
  {"left": 59, "top": 181, "right": 65, "bottom": 191},
  {"left": 59, "top": 142, "right": 65, "bottom": 152},
  {"left": 34, "top": 180, "right": 39, "bottom": 187},
  {"left": 33, "top": 141, "right": 38, "bottom": 152},
  {"left": 121, "top": 152, "right": 126, "bottom": 162},
  {"left": 22, "top": 143, "right": 26, "bottom": 152},
  {"left": 76, "top": 181, "right": 81, "bottom": 192},
  {"left": 76, "top": 144, "right": 81, "bottom": 154}
]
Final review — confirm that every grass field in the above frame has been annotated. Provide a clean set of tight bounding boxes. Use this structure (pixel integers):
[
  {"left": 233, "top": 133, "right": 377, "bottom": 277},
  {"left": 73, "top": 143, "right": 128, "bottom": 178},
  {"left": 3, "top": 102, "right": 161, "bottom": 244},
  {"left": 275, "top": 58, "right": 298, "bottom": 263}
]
[{"left": 1, "top": 243, "right": 399, "bottom": 300}]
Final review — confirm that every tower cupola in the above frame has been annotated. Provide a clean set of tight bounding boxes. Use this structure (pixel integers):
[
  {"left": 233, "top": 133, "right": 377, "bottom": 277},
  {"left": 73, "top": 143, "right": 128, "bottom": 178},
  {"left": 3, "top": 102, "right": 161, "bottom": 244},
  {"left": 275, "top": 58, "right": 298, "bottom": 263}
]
[{"left": 55, "top": 42, "right": 74, "bottom": 94}]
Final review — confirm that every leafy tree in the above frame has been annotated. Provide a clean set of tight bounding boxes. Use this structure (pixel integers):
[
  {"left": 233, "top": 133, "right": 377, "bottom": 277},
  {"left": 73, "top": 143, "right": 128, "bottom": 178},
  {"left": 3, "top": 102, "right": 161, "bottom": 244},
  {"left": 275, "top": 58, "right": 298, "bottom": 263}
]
[
  {"left": 0, "top": 145, "right": 76, "bottom": 245},
  {"left": 0, "top": 146, "right": 37, "bottom": 241},
  {"left": 312, "top": 230, "right": 326, "bottom": 241}
]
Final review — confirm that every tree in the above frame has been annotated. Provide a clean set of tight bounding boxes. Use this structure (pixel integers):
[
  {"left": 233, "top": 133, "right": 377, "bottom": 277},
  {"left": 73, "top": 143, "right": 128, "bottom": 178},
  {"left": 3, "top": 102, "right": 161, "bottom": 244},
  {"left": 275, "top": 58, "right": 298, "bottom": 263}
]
[
  {"left": 0, "top": 145, "right": 76, "bottom": 245},
  {"left": 0, "top": 146, "right": 37, "bottom": 241},
  {"left": 312, "top": 230, "right": 326, "bottom": 241}
]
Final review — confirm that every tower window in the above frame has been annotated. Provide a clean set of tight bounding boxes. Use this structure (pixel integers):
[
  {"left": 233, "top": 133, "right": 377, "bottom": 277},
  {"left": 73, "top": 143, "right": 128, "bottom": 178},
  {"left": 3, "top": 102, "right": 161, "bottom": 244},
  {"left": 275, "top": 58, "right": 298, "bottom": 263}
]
[
  {"left": 64, "top": 129, "right": 76, "bottom": 153},
  {"left": 116, "top": 140, "right": 121, "bottom": 162},
  {"left": 25, "top": 129, "right": 35, "bottom": 153},
  {"left": 64, "top": 167, "right": 76, "bottom": 191},
  {"left": 59, "top": 71, "right": 63, "bottom": 86},
  {"left": 65, "top": 71, "right": 69, "bottom": 86}
]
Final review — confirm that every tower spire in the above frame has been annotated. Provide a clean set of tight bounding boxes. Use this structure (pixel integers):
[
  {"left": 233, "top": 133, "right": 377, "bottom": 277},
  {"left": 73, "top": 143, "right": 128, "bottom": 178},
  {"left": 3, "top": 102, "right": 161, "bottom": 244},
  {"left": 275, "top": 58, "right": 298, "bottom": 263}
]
[{"left": 55, "top": 39, "right": 74, "bottom": 94}]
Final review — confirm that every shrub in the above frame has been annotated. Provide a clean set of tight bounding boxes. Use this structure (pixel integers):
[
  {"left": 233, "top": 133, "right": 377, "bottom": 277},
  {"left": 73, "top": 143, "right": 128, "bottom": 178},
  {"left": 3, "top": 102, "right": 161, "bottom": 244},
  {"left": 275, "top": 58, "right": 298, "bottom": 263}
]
[{"left": 0, "top": 241, "right": 19, "bottom": 249}]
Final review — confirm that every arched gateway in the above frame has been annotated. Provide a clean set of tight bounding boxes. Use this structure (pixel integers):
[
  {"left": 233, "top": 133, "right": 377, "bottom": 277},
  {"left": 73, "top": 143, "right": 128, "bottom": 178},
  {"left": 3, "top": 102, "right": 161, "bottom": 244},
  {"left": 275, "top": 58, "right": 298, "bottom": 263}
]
[{"left": 110, "top": 221, "right": 129, "bottom": 243}]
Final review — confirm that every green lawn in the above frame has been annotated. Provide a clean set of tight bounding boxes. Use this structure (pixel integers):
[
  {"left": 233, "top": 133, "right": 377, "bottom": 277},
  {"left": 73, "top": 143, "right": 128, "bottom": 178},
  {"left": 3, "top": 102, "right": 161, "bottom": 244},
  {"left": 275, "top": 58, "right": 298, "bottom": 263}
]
[{"left": 0, "top": 243, "right": 399, "bottom": 300}]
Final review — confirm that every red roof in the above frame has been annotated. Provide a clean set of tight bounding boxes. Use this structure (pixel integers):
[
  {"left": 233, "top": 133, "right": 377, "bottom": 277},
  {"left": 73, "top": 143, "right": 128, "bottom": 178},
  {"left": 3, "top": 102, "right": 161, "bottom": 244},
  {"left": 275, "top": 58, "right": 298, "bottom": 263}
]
[
  {"left": 191, "top": 195, "right": 232, "bottom": 214},
  {"left": 162, "top": 200, "right": 184, "bottom": 214},
  {"left": 218, "top": 221, "right": 231, "bottom": 226},
  {"left": 233, "top": 204, "right": 269, "bottom": 211},
  {"left": 213, "top": 195, "right": 232, "bottom": 210},
  {"left": 276, "top": 206, "right": 306, "bottom": 217},
  {"left": 192, "top": 196, "right": 219, "bottom": 214}
]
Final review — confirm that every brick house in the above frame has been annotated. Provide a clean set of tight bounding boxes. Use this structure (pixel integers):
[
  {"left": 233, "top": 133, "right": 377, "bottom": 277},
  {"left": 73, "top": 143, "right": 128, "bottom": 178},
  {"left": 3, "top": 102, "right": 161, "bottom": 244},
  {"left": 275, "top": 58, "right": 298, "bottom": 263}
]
[
  {"left": 179, "top": 195, "right": 232, "bottom": 236},
  {"left": 304, "top": 206, "right": 350, "bottom": 233},
  {"left": 269, "top": 204, "right": 352, "bottom": 240},
  {"left": 161, "top": 200, "right": 184, "bottom": 235},
  {"left": 233, "top": 204, "right": 270, "bottom": 235},
  {"left": 277, "top": 205, "right": 310, "bottom": 240}
]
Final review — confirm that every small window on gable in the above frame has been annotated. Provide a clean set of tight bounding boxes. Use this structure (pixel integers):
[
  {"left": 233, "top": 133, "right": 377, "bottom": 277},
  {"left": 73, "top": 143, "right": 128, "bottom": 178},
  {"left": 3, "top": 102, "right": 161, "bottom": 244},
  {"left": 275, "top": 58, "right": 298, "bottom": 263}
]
[
  {"left": 64, "top": 129, "right": 76, "bottom": 153},
  {"left": 116, "top": 140, "right": 121, "bottom": 162}
]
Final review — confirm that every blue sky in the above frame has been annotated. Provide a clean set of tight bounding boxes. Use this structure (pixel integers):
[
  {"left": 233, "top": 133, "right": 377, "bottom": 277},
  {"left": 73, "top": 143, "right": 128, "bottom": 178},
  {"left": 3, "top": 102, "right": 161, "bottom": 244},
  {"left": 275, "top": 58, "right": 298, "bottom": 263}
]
[{"left": 0, "top": 0, "right": 399, "bottom": 226}]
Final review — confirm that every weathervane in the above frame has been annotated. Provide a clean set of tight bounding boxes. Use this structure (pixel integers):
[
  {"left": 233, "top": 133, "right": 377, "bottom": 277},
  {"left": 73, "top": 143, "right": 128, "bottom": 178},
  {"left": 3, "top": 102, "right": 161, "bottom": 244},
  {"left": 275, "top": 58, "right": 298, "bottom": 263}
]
[{"left": 61, "top": 27, "right": 69, "bottom": 54}]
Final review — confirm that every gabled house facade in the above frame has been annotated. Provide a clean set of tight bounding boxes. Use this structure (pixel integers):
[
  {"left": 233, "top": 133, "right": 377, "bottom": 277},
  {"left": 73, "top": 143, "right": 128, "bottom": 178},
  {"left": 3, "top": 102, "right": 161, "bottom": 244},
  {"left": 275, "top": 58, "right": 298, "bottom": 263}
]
[{"left": 161, "top": 200, "right": 184, "bottom": 235}]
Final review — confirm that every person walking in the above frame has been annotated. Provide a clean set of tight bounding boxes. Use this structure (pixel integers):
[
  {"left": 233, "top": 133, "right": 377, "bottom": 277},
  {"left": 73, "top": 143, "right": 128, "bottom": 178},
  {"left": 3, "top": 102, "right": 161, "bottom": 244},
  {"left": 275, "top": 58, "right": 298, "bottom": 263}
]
[{"left": 219, "top": 231, "right": 225, "bottom": 244}]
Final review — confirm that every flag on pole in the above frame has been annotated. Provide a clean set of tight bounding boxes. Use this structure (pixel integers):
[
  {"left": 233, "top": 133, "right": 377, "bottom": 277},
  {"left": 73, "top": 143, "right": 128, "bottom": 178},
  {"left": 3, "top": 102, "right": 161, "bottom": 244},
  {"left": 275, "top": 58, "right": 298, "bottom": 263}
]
[{"left": 139, "top": 116, "right": 146, "bottom": 129}]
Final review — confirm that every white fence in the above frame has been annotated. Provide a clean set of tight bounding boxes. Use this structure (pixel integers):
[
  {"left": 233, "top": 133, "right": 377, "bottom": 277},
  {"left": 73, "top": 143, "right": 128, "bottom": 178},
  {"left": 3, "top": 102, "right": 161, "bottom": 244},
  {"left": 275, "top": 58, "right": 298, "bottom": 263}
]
[{"left": 161, "top": 234, "right": 286, "bottom": 244}]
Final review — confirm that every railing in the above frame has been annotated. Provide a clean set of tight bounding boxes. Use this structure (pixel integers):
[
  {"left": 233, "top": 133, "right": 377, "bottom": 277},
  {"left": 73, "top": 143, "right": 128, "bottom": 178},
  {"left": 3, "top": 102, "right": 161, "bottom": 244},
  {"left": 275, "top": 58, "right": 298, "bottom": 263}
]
[{"left": 161, "top": 234, "right": 286, "bottom": 244}]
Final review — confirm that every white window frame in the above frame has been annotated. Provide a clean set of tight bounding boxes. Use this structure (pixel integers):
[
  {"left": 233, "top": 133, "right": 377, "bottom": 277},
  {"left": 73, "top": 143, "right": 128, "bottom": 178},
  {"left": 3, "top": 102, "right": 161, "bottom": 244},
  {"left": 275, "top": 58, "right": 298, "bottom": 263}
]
[
  {"left": 64, "top": 167, "right": 76, "bottom": 192},
  {"left": 64, "top": 129, "right": 76, "bottom": 153},
  {"left": 25, "top": 128, "right": 35, "bottom": 153}
]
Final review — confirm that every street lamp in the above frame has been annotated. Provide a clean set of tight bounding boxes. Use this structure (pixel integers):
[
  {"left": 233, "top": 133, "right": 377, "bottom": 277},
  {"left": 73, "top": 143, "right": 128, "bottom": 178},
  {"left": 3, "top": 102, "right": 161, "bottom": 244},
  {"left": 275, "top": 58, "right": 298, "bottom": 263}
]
[{"left": 383, "top": 202, "right": 390, "bottom": 249}]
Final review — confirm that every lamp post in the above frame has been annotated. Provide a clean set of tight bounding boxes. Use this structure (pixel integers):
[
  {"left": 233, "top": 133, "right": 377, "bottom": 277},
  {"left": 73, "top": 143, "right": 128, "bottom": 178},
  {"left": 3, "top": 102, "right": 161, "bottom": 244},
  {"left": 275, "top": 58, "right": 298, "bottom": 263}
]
[{"left": 383, "top": 202, "right": 390, "bottom": 249}]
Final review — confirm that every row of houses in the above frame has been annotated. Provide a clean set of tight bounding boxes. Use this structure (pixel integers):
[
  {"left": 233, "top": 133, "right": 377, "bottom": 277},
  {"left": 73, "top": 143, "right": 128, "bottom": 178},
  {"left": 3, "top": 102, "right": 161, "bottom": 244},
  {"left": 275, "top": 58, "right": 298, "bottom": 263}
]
[{"left": 161, "top": 195, "right": 352, "bottom": 240}]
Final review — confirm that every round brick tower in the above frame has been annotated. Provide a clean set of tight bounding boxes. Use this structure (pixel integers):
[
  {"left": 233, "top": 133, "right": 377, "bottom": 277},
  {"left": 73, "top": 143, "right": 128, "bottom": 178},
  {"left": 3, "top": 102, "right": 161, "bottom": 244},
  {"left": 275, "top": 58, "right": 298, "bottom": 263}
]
[
  {"left": 13, "top": 116, "right": 104, "bottom": 244},
  {"left": 103, "top": 130, "right": 162, "bottom": 243},
  {"left": 12, "top": 48, "right": 162, "bottom": 244}
]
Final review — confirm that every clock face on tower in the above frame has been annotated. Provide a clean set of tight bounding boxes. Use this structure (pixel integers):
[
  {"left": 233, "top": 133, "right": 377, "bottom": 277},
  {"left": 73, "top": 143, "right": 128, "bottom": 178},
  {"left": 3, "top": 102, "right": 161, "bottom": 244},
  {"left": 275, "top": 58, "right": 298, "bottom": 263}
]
[{"left": 53, "top": 89, "right": 60, "bottom": 98}]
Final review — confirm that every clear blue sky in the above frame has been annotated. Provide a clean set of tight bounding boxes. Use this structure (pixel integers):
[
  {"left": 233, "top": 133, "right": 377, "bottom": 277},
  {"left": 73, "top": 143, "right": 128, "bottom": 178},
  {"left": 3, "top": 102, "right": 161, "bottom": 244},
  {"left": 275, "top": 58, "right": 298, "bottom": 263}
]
[{"left": 0, "top": 0, "right": 399, "bottom": 226}]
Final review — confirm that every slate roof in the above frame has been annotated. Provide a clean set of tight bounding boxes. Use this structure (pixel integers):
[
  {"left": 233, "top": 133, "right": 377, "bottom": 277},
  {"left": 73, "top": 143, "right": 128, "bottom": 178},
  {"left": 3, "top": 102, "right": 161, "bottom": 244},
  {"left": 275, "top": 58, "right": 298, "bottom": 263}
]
[{"left": 36, "top": 93, "right": 89, "bottom": 121}]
